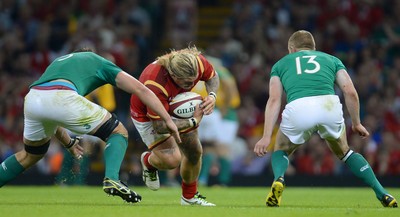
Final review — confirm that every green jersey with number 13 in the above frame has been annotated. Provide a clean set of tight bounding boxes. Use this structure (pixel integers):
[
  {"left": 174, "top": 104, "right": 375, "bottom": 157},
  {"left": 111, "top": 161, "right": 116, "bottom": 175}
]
[{"left": 270, "top": 50, "right": 346, "bottom": 103}]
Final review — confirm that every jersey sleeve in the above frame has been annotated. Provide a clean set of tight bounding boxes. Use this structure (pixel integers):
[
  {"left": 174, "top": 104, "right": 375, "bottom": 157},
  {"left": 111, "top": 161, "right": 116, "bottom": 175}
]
[
  {"left": 270, "top": 61, "right": 280, "bottom": 78},
  {"left": 332, "top": 56, "right": 346, "bottom": 74},
  {"left": 198, "top": 55, "right": 216, "bottom": 81},
  {"left": 97, "top": 57, "right": 123, "bottom": 86}
]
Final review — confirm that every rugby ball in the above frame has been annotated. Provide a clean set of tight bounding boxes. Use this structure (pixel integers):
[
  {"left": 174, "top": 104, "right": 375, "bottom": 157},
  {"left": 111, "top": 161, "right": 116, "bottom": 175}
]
[{"left": 169, "top": 92, "right": 203, "bottom": 118}]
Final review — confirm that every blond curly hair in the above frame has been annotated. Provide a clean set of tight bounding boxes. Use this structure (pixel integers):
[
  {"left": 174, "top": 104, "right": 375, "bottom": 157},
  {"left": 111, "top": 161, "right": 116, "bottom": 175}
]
[{"left": 157, "top": 46, "right": 201, "bottom": 78}]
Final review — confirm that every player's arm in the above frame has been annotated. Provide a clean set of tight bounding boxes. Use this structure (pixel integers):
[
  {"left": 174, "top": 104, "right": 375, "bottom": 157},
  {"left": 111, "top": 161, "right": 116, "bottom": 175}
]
[
  {"left": 115, "top": 71, "right": 181, "bottom": 143},
  {"left": 202, "top": 73, "right": 219, "bottom": 115},
  {"left": 335, "top": 69, "right": 369, "bottom": 138},
  {"left": 152, "top": 104, "right": 204, "bottom": 134},
  {"left": 254, "top": 76, "right": 283, "bottom": 156},
  {"left": 54, "top": 127, "right": 83, "bottom": 159}
]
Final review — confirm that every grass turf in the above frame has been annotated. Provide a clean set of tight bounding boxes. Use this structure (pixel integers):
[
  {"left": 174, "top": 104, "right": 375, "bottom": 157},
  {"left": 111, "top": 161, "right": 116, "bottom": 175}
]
[{"left": 0, "top": 186, "right": 398, "bottom": 217}]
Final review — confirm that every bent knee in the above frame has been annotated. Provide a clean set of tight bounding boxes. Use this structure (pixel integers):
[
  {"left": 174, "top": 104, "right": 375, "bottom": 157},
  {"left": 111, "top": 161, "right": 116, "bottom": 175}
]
[
  {"left": 153, "top": 150, "right": 182, "bottom": 169},
  {"left": 93, "top": 113, "right": 128, "bottom": 140},
  {"left": 112, "top": 123, "right": 128, "bottom": 138},
  {"left": 162, "top": 158, "right": 181, "bottom": 169},
  {"left": 185, "top": 151, "right": 202, "bottom": 165}
]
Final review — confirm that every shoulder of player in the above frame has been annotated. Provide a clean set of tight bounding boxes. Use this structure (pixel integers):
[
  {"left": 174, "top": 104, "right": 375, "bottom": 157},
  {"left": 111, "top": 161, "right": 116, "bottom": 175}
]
[
  {"left": 197, "top": 55, "right": 217, "bottom": 81},
  {"left": 141, "top": 65, "right": 177, "bottom": 99}
]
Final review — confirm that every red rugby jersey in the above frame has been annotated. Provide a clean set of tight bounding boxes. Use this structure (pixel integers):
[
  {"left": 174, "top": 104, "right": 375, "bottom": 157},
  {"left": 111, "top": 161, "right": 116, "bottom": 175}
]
[{"left": 130, "top": 54, "right": 215, "bottom": 122}]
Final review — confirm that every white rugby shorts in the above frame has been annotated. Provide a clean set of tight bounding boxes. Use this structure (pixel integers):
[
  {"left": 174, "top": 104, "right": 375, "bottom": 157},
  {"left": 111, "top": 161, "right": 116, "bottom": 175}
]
[
  {"left": 131, "top": 118, "right": 171, "bottom": 149},
  {"left": 280, "top": 95, "right": 345, "bottom": 144},
  {"left": 24, "top": 89, "right": 107, "bottom": 141}
]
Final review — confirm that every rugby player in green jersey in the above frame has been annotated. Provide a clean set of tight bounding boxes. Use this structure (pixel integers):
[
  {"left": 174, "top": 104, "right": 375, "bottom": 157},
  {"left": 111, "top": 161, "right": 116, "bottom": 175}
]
[
  {"left": 0, "top": 48, "right": 181, "bottom": 204},
  {"left": 254, "top": 30, "right": 397, "bottom": 208}
]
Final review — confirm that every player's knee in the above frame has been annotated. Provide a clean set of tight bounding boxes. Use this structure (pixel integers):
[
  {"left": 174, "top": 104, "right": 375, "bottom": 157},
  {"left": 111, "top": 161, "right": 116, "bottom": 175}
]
[
  {"left": 22, "top": 141, "right": 49, "bottom": 165},
  {"left": 163, "top": 157, "right": 182, "bottom": 169},
  {"left": 94, "top": 113, "right": 127, "bottom": 141},
  {"left": 182, "top": 145, "right": 202, "bottom": 165},
  {"left": 155, "top": 149, "right": 182, "bottom": 169},
  {"left": 112, "top": 123, "right": 128, "bottom": 138},
  {"left": 24, "top": 140, "right": 50, "bottom": 156}
]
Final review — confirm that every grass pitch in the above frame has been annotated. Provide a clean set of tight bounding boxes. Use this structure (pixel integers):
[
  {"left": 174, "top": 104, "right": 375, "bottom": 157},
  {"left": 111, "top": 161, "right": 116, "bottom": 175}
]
[{"left": 0, "top": 186, "right": 398, "bottom": 217}]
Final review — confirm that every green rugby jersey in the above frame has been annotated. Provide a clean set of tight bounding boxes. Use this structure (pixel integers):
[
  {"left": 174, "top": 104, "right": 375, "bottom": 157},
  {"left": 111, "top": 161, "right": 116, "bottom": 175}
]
[
  {"left": 31, "top": 52, "right": 122, "bottom": 96},
  {"left": 270, "top": 50, "right": 346, "bottom": 103}
]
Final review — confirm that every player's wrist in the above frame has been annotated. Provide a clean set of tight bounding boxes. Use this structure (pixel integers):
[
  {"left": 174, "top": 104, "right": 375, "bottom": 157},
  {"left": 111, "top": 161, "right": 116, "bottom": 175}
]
[
  {"left": 65, "top": 136, "right": 81, "bottom": 149},
  {"left": 209, "top": 91, "right": 217, "bottom": 101},
  {"left": 65, "top": 137, "right": 76, "bottom": 149},
  {"left": 189, "top": 117, "right": 198, "bottom": 128}
]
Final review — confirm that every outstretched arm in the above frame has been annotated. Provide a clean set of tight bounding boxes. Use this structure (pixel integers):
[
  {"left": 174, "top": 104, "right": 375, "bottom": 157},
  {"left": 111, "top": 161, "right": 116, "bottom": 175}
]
[
  {"left": 115, "top": 71, "right": 182, "bottom": 143},
  {"left": 153, "top": 104, "right": 204, "bottom": 134}
]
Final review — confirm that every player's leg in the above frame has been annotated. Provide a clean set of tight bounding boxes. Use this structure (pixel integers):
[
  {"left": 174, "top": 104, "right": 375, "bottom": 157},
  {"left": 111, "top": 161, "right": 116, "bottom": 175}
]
[
  {"left": 91, "top": 114, "right": 128, "bottom": 181},
  {"left": 1, "top": 89, "right": 56, "bottom": 187},
  {"left": 266, "top": 130, "right": 300, "bottom": 207},
  {"left": 132, "top": 118, "right": 181, "bottom": 191},
  {"left": 179, "top": 130, "right": 215, "bottom": 206},
  {"left": 325, "top": 131, "right": 397, "bottom": 207},
  {"left": 59, "top": 93, "right": 126, "bottom": 183},
  {"left": 84, "top": 113, "right": 140, "bottom": 203},
  {"left": 58, "top": 93, "right": 140, "bottom": 203},
  {"left": 266, "top": 97, "right": 315, "bottom": 207},
  {"left": 91, "top": 115, "right": 141, "bottom": 203},
  {"left": 0, "top": 138, "right": 50, "bottom": 187},
  {"left": 271, "top": 130, "right": 299, "bottom": 179},
  {"left": 142, "top": 137, "right": 182, "bottom": 189}
]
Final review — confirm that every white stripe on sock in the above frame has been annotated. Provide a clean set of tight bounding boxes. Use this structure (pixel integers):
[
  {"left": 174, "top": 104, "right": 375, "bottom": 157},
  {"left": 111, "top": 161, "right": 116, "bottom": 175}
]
[{"left": 341, "top": 150, "right": 354, "bottom": 162}]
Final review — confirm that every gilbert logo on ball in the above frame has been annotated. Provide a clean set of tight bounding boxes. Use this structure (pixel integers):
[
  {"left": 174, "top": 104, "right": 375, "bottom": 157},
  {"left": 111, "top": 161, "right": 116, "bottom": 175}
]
[{"left": 169, "top": 92, "right": 203, "bottom": 119}]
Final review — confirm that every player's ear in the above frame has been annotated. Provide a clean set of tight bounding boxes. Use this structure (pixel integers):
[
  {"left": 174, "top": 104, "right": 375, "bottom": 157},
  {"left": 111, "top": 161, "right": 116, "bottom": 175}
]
[{"left": 289, "top": 46, "right": 297, "bottom": 54}]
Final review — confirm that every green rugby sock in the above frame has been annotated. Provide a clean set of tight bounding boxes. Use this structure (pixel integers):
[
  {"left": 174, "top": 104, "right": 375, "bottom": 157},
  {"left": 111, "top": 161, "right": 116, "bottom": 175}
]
[
  {"left": 0, "top": 155, "right": 25, "bottom": 187},
  {"left": 344, "top": 151, "right": 387, "bottom": 199},
  {"left": 199, "top": 153, "right": 215, "bottom": 185},
  {"left": 271, "top": 150, "right": 289, "bottom": 180},
  {"left": 218, "top": 157, "right": 231, "bottom": 185},
  {"left": 103, "top": 134, "right": 128, "bottom": 181}
]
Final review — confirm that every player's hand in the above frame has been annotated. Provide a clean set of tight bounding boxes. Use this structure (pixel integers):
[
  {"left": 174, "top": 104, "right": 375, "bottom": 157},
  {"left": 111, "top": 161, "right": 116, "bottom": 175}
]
[
  {"left": 193, "top": 104, "right": 204, "bottom": 123},
  {"left": 66, "top": 136, "right": 84, "bottom": 159},
  {"left": 351, "top": 124, "right": 370, "bottom": 139},
  {"left": 200, "top": 95, "right": 216, "bottom": 115},
  {"left": 254, "top": 137, "right": 272, "bottom": 157},
  {"left": 166, "top": 119, "right": 182, "bottom": 143}
]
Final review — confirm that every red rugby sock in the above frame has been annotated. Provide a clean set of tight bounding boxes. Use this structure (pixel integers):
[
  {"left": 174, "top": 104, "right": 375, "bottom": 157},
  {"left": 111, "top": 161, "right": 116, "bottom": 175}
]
[
  {"left": 182, "top": 181, "right": 197, "bottom": 199},
  {"left": 143, "top": 152, "right": 157, "bottom": 171}
]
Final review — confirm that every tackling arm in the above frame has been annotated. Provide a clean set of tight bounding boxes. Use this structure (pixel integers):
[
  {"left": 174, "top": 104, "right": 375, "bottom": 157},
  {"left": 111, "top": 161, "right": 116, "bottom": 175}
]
[
  {"left": 115, "top": 71, "right": 181, "bottom": 143},
  {"left": 153, "top": 104, "right": 204, "bottom": 134}
]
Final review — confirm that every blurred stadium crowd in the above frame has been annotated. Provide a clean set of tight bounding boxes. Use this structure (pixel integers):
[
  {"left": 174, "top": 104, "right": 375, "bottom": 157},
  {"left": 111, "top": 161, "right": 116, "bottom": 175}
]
[{"left": 1, "top": 0, "right": 400, "bottom": 185}]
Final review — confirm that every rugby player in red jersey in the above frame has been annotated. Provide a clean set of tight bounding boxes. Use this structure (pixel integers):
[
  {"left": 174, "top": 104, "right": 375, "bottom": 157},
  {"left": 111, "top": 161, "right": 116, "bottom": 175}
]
[{"left": 130, "top": 46, "right": 219, "bottom": 206}]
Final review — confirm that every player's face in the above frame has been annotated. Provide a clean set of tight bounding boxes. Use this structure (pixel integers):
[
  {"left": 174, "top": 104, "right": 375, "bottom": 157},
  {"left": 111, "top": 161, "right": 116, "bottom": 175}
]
[{"left": 170, "top": 73, "right": 197, "bottom": 90}]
